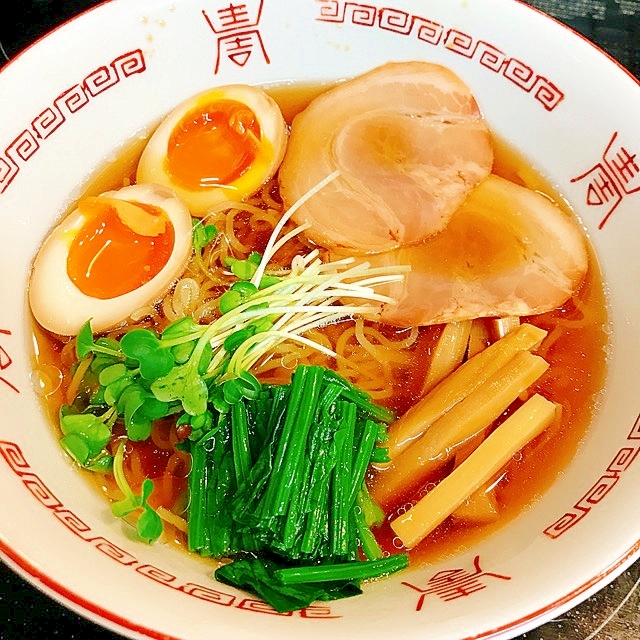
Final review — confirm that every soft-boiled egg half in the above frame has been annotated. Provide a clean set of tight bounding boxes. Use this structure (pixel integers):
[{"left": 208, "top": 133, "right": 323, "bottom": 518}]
[
  {"left": 136, "top": 84, "right": 288, "bottom": 216},
  {"left": 29, "top": 183, "right": 193, "bottom": 336}
]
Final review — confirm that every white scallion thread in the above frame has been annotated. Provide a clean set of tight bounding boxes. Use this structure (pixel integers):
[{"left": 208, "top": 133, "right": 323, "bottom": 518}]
[{"left": 196, "top": 170, "right": 409, "bottom": 382}]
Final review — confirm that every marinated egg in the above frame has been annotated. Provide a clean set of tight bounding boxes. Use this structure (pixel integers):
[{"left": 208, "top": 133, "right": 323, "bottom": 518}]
[
  {"left": 29, "top": 183, "right": 193, "bottom": 336},
  {"left": 136, "top": 85, "right": 288, "bottom": 216}
]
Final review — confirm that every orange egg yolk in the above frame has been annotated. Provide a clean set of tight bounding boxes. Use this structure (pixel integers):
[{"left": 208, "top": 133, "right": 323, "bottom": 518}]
[
  {"left": 67, "top": 196, "right": 175, "bottom": 300},
  {"left": 166, "top": 99, "right": 262, "bottom": 190}
]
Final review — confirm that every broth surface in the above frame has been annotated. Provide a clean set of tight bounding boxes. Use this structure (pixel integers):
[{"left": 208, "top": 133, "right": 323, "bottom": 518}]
[{"left": 30, "top": 82, "right": 609, "bottom": 565}]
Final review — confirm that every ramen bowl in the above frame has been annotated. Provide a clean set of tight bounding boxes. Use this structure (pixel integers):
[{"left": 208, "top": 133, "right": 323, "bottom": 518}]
[{"left": 1, "top": 1, "right": 639, "bottom": 638}]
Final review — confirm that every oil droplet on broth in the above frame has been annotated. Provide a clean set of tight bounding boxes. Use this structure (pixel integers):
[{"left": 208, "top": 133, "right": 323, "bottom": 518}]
[{"left": 31, "top": 364, "right": 63, "bottom": 397}]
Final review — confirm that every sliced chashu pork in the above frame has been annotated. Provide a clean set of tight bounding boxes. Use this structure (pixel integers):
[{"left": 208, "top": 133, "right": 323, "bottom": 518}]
[
  {"left": 279, "top": 61, "right": 494, "bottom": 253},
  {"left": 336, "top": 175, "right": 589, "bottom": 327}
]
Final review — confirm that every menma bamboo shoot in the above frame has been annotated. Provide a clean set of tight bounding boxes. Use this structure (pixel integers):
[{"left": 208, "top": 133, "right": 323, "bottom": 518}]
[
  {"left": 384, "top": 323, "right": 547, "bottom": 460},
  {"left": 391, "top": 394, "right": 559, "bottom": 548},
  {"left": 421, "top": 320, "right": 472, "bottom": 395},
  {"left": 370, "top": 350, "right": 550, "bottom": 508},
  {"left": 452, "top": 485, "right": 499, "bottom": 525}
]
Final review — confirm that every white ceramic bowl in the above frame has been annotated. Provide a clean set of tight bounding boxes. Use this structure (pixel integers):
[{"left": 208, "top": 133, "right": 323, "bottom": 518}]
[{"left": 1, "top": 1, "right": 639, "bottom": 638}]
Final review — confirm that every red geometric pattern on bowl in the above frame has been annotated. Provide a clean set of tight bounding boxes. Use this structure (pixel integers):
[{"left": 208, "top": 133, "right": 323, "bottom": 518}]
[
  {"left": 0, "top": 439, "right": 339, "bottom": 619},
  {"left": 0, "top": 436, "right": 521, "bottom": 619},
  {"left": 0, "top": 49, "right": 145, "bottom": 196},
  {"left": 315, "top": 0, "right": 564, "bottom": 111},
  {"left": 544, "top": 413, "right": 640, "bottom": 538},
  {"left": 1, "top": 3, "right": 638, "bottom": 637}
]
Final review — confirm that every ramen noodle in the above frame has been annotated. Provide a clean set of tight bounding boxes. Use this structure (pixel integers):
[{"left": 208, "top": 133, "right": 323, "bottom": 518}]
[{"left": 29, "top": 62, "right": 608, "bottom": 610}]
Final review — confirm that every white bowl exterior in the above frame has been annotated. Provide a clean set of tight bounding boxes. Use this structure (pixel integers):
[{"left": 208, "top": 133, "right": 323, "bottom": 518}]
[{"left": 1, "top": 1, "right": 639, "bottom": 639}]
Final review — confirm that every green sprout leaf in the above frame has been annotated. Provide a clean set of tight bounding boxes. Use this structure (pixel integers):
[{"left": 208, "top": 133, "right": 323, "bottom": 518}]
[
  {"left": 136, "top": 492, "right": 164, "bottom": 543},
  {"left": 151, "top": 362, "right": 209, "bottom": 416},
  {"left": 86, "top": 454, "right": 113, "bottom": 473},
  {"left": 104, "top": 374, "right": 135, "bottom": 407},
  {"left": 257, "top": 274, "right": 281, "bottom": 289},
  {"left": 171, "top": 341, "right": 195, "bottom": 364},
  {"left": 139, "top": 348, "right": 175, "bottom": 381},
  {"left": 210, "top": 385, "right": 231, "bottom": 415},
  {"left": 121, "top": 329, "right": 161, "bottom": 359},
  {"left": 226, "top": 252, "right": 262, "bottom": 280},
  {"left": 192, "top": 219, "right": 217, "bottom": 250},
  {"left": 160, "top": 318, "right": 206, "bottom": 365},
  {"left": 176, "top": 409, "right": 215, "bottom": 442},
  {"left": 110, "top": 443, "right": 163, "bottom": 544},
  {"left": 121, "top": 329, "right": 175, "bottom": 380},
  {"left": 60, "top": 433, "right": 91, "bottom": 466},
  {"left": 90, "top": 352, "right": 122, "bottom": 377},
  {"left": 98, "top": 362, "right": 129, "bottom": 387},
  {"left": 76, "top": 321, "right": 123, "bottom": 361},
  {"left": 162, "top": 317, "right": 201, "bottom": 341},
  {"left": 224, "top": 327, "right": 256, "bottom": 354},
  {"left": 76, "top": 320, "right": 96, "bottom": 359},
  {"left": 219, "top": 281, "right": 259, "bottom": 315},
  {"left": 115, "top": 384, "right": 172, "bottom": 441},
  {"left": 59, "top": 410, "right": 113, "bottom": 468},
  {"left": 222, "top": 371, "right": 262, "bottom": 405}
]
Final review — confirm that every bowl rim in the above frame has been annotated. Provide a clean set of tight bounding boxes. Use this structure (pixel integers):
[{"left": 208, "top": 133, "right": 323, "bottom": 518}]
[{"left": 1, "top": 1, "right": 640, "bottom": 639}]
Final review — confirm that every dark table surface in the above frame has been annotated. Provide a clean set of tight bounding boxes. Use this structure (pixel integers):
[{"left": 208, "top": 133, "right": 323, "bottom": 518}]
[{"left": 1, "top": 1, "right": 639, "bottom": 639}]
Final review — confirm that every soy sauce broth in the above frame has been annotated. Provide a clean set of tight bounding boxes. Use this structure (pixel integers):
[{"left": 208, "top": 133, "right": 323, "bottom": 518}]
[{"left": 30, "top": 81, "right": 609, "bottom": 566}]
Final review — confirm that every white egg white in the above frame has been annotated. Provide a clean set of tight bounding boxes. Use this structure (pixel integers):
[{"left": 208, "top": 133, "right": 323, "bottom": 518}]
[
  {"left": 29, "top": 183, "right": 193, "bottom": 336},
  {"left": 136, "top": 84, "right": 288, "bottom": 216}
]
